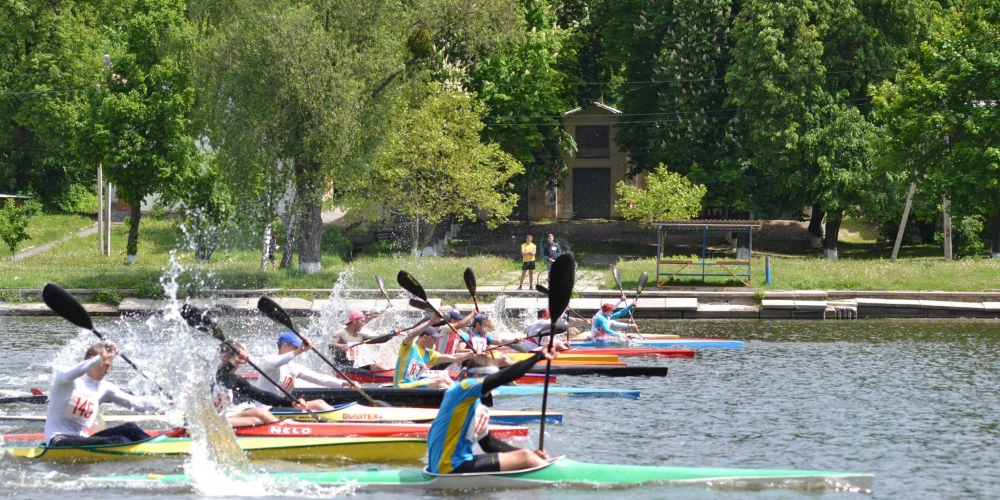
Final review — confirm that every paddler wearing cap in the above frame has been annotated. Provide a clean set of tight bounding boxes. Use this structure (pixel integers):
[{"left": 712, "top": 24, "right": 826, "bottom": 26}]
[
  {"left": 427, "top": 346, "right": 559, "bottom": 473},
  {"left": 454, "top": 314, "right": 515, "bottom": 366},
  {"left": 394, "top": 313, "right": 475, "bottom": 389},
  {"left": 329, "top": 310, "right": 395, "bottom": 372},
  {"left": 524, "top": 309, "right": 570, "bottom": 351},
  {"left": 590, "top": 294, "right": 639, "bottom": 341},
  {"left": 254, "top": 332, "right": 362, "bottom": 411}
]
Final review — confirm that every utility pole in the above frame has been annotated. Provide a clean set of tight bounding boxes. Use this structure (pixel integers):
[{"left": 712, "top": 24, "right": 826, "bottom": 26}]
[
  {"left": 97, "top": 164, "right": 104, "bottom": 254},
  {"left": 891, "top": 183, "right": 917, "bottom": 262},
  {"left": 105, "top": 184, "right": 112, "bottom": 256},
  {"left": 943, "top": 197, "right": 953, "bottom": 260}
]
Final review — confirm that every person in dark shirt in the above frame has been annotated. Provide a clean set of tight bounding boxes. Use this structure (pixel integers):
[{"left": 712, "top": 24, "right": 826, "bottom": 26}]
[
  {"left": 212, "top": 340, "right": 308, "bottom": 427},
  {"left": 542, "top": 233, "right": 561, "bottom": 271}
]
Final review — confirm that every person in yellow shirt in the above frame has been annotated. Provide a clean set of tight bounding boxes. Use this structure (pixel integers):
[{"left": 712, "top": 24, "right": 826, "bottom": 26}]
[{"left": 518, "top": 234, "right": 536, "bottom": 290}]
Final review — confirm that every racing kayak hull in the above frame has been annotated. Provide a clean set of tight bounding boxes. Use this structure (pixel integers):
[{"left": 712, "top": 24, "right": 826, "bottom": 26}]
[
  {"left": 528, "top": 365, "right": 669, "bottom": 377},
  {"left": 562, "top": 348, "right": 696, "bottom": 358},
  {"left": 2, "top": 435, "right": 425, "bottom": 463},
  {"left": 340, "top": 369, "right": 555, "bottom": 385},
  {"left": 291, "top": 386, "right": 639, "bottom": 405},
  {"left": 85, "top": 457, "right": 874, "bottom": 492},
  {"left": 572, "top": 338, "right": 744, "bottom": 349}
]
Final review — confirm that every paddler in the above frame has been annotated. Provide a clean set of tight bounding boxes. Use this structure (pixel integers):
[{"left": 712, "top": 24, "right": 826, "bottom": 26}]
[
  {"left": 394, "top": 314, "right": 475, "bottom": 389},
  {"left": 214, "top": 340, "right": 309, "bottom": 426},
  {"left": 590, "top": 294, "right": 638, "bottom": 342},
  {"left": 329, "top": 310, "right": 395, "bottom": 372},
  {"left": 254, "top": 332, "right": 362, "bottom": 411},
  {"left": 44, "top": 341, "right": 161, "bottom": 447},
  {"left": 427, "top": 345, "right": 559, "bottom": 473},
  {"left": 524, "top": 309, "right": 569, "bottom": 351},
  {"left": 455, "top": 314, "right": 514, "bottom": 366}
]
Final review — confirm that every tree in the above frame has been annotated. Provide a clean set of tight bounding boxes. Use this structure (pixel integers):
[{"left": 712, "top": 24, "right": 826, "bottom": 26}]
[
  {"left": 0, "top": 0, "right": 105, "bottom": 210},
  {"left": 83, "top": 0, "right": 196, "bottom": 263},
  {"left": 613, "top": 164, "right": 706, "bottom": 227},
  {"left": 0, "top": 199, "right": 31, "bottom": 255},
  {"left": 368, "top": 84, "right": 524, "bottom": 255},
  {"left": 873, "top": 2, "right": 1000, "bottom": 258}
]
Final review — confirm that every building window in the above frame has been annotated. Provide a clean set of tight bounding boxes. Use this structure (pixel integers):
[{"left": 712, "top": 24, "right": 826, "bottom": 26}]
[{"left": 576, "top": 125, "right": 609, "bottom": 158}]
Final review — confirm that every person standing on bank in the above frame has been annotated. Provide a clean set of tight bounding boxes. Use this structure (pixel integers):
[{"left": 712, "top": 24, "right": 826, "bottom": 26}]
[
  {"left": 542, "top": 234, "right": 561, "bottom": 272},
  {"left": 517, "top": 235, "right": 536, "bottom": 290},
  {"left": 268, "top": 232, "right": 279, "bottom": 271}
]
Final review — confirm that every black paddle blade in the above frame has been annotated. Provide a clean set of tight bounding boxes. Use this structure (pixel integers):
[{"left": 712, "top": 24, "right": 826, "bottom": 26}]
[
  {"left": 463, "top": 267, "right": 477, "bottom": 295},
  {"left": 534, "top": 284, "right": 549, "bottom": 295},
  {"left": 180, "top": 304, "right": 225, "bottom": 341},
  {"left": 375, "top": 275, "right": 389, "bottom": 297},
  {"left": 637, "top": 271, "right": 649, "bottom": 295},
  {"left": 258, "top": 296, "right": 296, "bottom": 332},
  {"left": 42, "top": 283, "right": 95, "bottom": 332},
  {"left": 612, "top": 265, "right": 624, "bottom": 292},
  {"left": 397, "top": 270, "right": 428, "bottom": 301},
  {"left": 548, "top": 254, "right": 575, "bottom": 321},
  {"left": 408, "top": 298, "right": 434, "bottom": 311}
]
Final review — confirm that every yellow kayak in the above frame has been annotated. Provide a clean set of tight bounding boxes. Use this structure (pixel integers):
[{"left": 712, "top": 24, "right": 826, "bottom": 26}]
[
  {"left": 2, "top": 435, "right": 426, "bottom": 462},
  {"left": 276, "top": 402, "right": 562, "bottom": 425}
]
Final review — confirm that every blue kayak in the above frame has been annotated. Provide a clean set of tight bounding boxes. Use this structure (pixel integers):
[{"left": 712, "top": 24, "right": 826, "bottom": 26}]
[
  {"left": 493, "top": 386, "right": 640, "bottom": 400},
  {"left": 572, "top": 338, "right": 744, "bottom": 349}
]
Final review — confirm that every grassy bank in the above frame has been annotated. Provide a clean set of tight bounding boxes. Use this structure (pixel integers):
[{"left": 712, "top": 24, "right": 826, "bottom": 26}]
[
  {"left": 1, "top": 219, "right": 998, "bottom": 295},
  {"left": 0, "top": 213, "right": 94, "bottom": 258}
]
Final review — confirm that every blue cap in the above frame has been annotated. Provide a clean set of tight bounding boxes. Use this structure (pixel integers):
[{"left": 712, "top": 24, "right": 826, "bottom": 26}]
[
  {"left": 277, "top": 332, "right": 302, "bottom": 348},
  {"left": 472, "top": 313, "right": 488, "bottom": 326},
  {"left": 448, "top": 309, "right": 464, "bottom": 321}
]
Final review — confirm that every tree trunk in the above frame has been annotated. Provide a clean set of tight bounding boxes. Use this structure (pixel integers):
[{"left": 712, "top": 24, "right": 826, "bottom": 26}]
[
  {"left": 410, "top": 216, "right": 421, "bottom": 258},
  {"left": 297, "top": 197, "right": 323, "bottom": 273},
  {"left": 822, "top": 210, "right": 842, "bottom": 260},
  {"left": 260, "top": 223, "right": 272, "bottom": 271},
  {"left": 808, "top": 203, "right": 824, "bottom": 249},
  {"left": 281, "top": 209, "right": 297, "bottom": 269},
  {"left": 126, "top": 203, "right": 141, "bottom": 263},
  {"left": 990, "top": 211, "right": 1000, "bottom": 259}
]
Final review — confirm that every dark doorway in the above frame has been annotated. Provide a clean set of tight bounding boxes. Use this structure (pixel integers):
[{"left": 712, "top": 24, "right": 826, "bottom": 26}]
[{"left": 572, "top": 168, "right": 611, "bottom": 219}]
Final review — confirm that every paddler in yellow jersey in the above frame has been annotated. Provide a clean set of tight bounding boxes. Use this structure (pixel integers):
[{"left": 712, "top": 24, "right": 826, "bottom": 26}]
[
  {"left": 427, "top": 346, "right": 559, "bottom": 473},
  {"left": 394, "top": 313, "right": 474, "bottom": 389}
]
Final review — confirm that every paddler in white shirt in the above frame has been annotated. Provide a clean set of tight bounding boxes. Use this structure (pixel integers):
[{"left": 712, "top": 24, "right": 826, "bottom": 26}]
[
  {"left": 254, "top": 332, "right": 362, "bottom": 411},
  {"left": 44, "top": 342, "right": 160, "bottom": 447},
  {"left": 524, "top": 309, "right": 569, "bottom": 351}
]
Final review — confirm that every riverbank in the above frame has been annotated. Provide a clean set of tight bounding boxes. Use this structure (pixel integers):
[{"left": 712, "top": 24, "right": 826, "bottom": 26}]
[{"left": 1, "top": 288, "right": 998, "bottom": 319}]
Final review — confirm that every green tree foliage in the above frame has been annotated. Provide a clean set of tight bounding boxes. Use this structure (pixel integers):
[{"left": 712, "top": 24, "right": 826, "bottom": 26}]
[
  {"left": 82, "top": 0, "right": 196, "bottom": 262},
  {"left": 470, "top": 0, "right": 577, "bottom": 188},
  {"left": 0, "top": 199, "right": 31, "bottom": 254},
  {"left": 873, "top": 2, "right": 1000, "bottom": 258},
  {"left": 614, "top": 164, "right": 706, "bottom": 227},
  {"left": 0, "top": 0, "right": 105, "bottom": 210},
  {"left": 369, "top": 84, "right": 525, "bottom": 255}
]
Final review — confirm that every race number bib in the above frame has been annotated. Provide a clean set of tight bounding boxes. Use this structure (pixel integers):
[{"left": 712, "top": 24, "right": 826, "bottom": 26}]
[
  {"left": 64, "top": 390, "right": 98, "bottom": 425},
  {"left": 470, "top": 336, "right": 488, "bottom": 353},
  {"left": 466, "top": 405, "right": 491, "bottom": 442},
  {"left": 280, "top": 375, "right": 295, "bottom": 391},
  {"left": 346, "top": 345, "right": 359, "bottom": 361},
  {"left": 210, "top": 385, "right": 233, "bottom": 414},
  {"left": 405, "top": 360, "right": 426, "bottom": 380}
]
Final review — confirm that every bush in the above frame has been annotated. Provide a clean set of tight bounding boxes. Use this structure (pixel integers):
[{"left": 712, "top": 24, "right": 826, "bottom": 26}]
[
  {"left": 133, "top": 281, "right": 166, "bottom": 299},
  {"left": 92, "top": 290, "right": 123, "bottom": 305},
  {"left": 0, "top": 199, "right": 31, "bottom": 254},
  {"left": 0, "top": 291, "right": 34, "bottom": 303},
  {"left": 322, "top": 226, "right": 353, "bottom": 261},
  {"left": 54, "top": 184, "right": 97, "bottom": 214},
  {"left": 937, "top": 216, "right": 985, "bottom": 259}
]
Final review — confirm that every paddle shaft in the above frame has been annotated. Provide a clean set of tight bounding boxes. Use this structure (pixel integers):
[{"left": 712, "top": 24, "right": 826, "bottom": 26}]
[{"left": 538, "top": 320, "right": 556, "bottom": 451}]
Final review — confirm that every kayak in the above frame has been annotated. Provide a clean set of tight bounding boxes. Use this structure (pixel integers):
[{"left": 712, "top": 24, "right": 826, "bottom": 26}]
[
  {"left": 4, "top": 422, "right": 530, "bottom": 442},
  {"left": 505, "top": 352, "right": 620, "bottom": 363},
  {"left": 0, "top": 402, "right": 563, "bottom": 426},
  {"left": 2, "top": 434, "right": 425, "bottom": 462},
  {"left": 571, "top": 338, "right": 744, "bottom": 349},
  {"left": 528, "top": 365, "right": 669, "bottom": 377},
  {"left": 562, "top": 348, "right": 696, "bottom": 358},
  {"left": 340, "top": 369, "right": 556, "bottom": 385},
  {"left": 293, "top": 386, "right": 639, "bottom": 404},
  {"left": 83, "top": 456, "right": 875, "bottom": 492},
  {"left": 270, "top": 402, "right": 562, "bottom": 425}
]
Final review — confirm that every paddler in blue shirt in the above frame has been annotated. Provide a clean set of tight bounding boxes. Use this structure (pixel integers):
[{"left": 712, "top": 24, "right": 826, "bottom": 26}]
[
  {"left": 427, "top": 345, "right": 559, "bottom": 473},
  {"left": 590, "top": 294, "right": 638, "bottom": 342},
  {"left": 394, "top": 314, "right": 474, "bottom": 389}
]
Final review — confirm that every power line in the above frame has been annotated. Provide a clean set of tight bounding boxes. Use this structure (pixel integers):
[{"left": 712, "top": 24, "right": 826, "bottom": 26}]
[{"left": 471, "top": 66, "right": 898, "bottom": 87}]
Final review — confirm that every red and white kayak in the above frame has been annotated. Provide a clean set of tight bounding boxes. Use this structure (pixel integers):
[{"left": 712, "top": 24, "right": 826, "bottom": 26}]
[
  {"left": 3, "top": 421, "right": 529, "bottom": 442},
  {"left": 343, "top": 369, "right": 556, "bottom": 385},
  {"left": 561, "top": 348, "right": 695, "bottom": 358}
]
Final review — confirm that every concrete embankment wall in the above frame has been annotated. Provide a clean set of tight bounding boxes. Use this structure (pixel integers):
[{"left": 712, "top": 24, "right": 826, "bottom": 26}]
[{"left": 1, "top": 288, "right": 999, "bottom": 319}]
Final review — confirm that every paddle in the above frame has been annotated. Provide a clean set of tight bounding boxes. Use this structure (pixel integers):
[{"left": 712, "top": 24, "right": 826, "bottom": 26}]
[
  {"left": 375, "top": 275, "right": 393, "bottom": 310},
  {"left": 463, "top": 267, "right": 481, "bottom": 313},
  {"left": 42, "top": 283, "right": 172, "bottom": 398},
  {"left": 179, "top": 304, "right": 323, "bottom": 421},
  {"left": 398, "top": 270, "right": 472, "bottom": 351},
  {"left": 540, "top": 253, "right": 575, "bottom": 451},
  {"left": 256, "top": 297, "right": 392, "bottom": 408},
  {"left": 612, "top": 266, "right": 642, "bottom": 340},
  {"left": 483, "top": 322, "right": 570, "bottom": 354},
  {"left": 345, "top": 316, "right": 429, "bottom": 349},
  {"left": 632, "top": 272, "right": 649, "bottom": 339}
]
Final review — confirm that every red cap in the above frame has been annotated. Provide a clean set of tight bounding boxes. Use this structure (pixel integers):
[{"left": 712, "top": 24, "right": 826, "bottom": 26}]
[
  {"left": 601, "top": 303, "right": 614, "bottom": 312},
  {"left": 345, "top": 310, "right": 365, "bottom": 325}
]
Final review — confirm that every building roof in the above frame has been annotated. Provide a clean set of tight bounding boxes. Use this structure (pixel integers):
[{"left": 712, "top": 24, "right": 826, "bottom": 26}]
[
  {"left": 563, "top": 102, "right": 622, "bottom": 116},
  {"left": 0, "top": 194, "right": 31, "bottom": 199}
]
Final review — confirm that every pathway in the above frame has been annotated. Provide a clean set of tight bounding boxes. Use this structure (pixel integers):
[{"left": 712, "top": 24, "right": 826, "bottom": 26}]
[{"left": 7, "top": 224, "right": 99, "bottom": 262}]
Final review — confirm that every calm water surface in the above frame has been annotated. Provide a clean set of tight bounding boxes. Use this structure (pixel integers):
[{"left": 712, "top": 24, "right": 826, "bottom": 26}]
[{"left": 1, "top": 316, "right": 998, "bottom": 499}]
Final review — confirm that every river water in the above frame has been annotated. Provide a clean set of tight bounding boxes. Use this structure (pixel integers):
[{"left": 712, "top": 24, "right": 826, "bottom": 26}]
[{"left": 1, "top": 315, "right": 998, "bottom": 499}]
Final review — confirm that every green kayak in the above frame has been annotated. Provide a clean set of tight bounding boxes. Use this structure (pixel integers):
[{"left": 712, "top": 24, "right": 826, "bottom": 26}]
[{"left": 87, "top": 456, "right": 874, "bottom": 492}]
